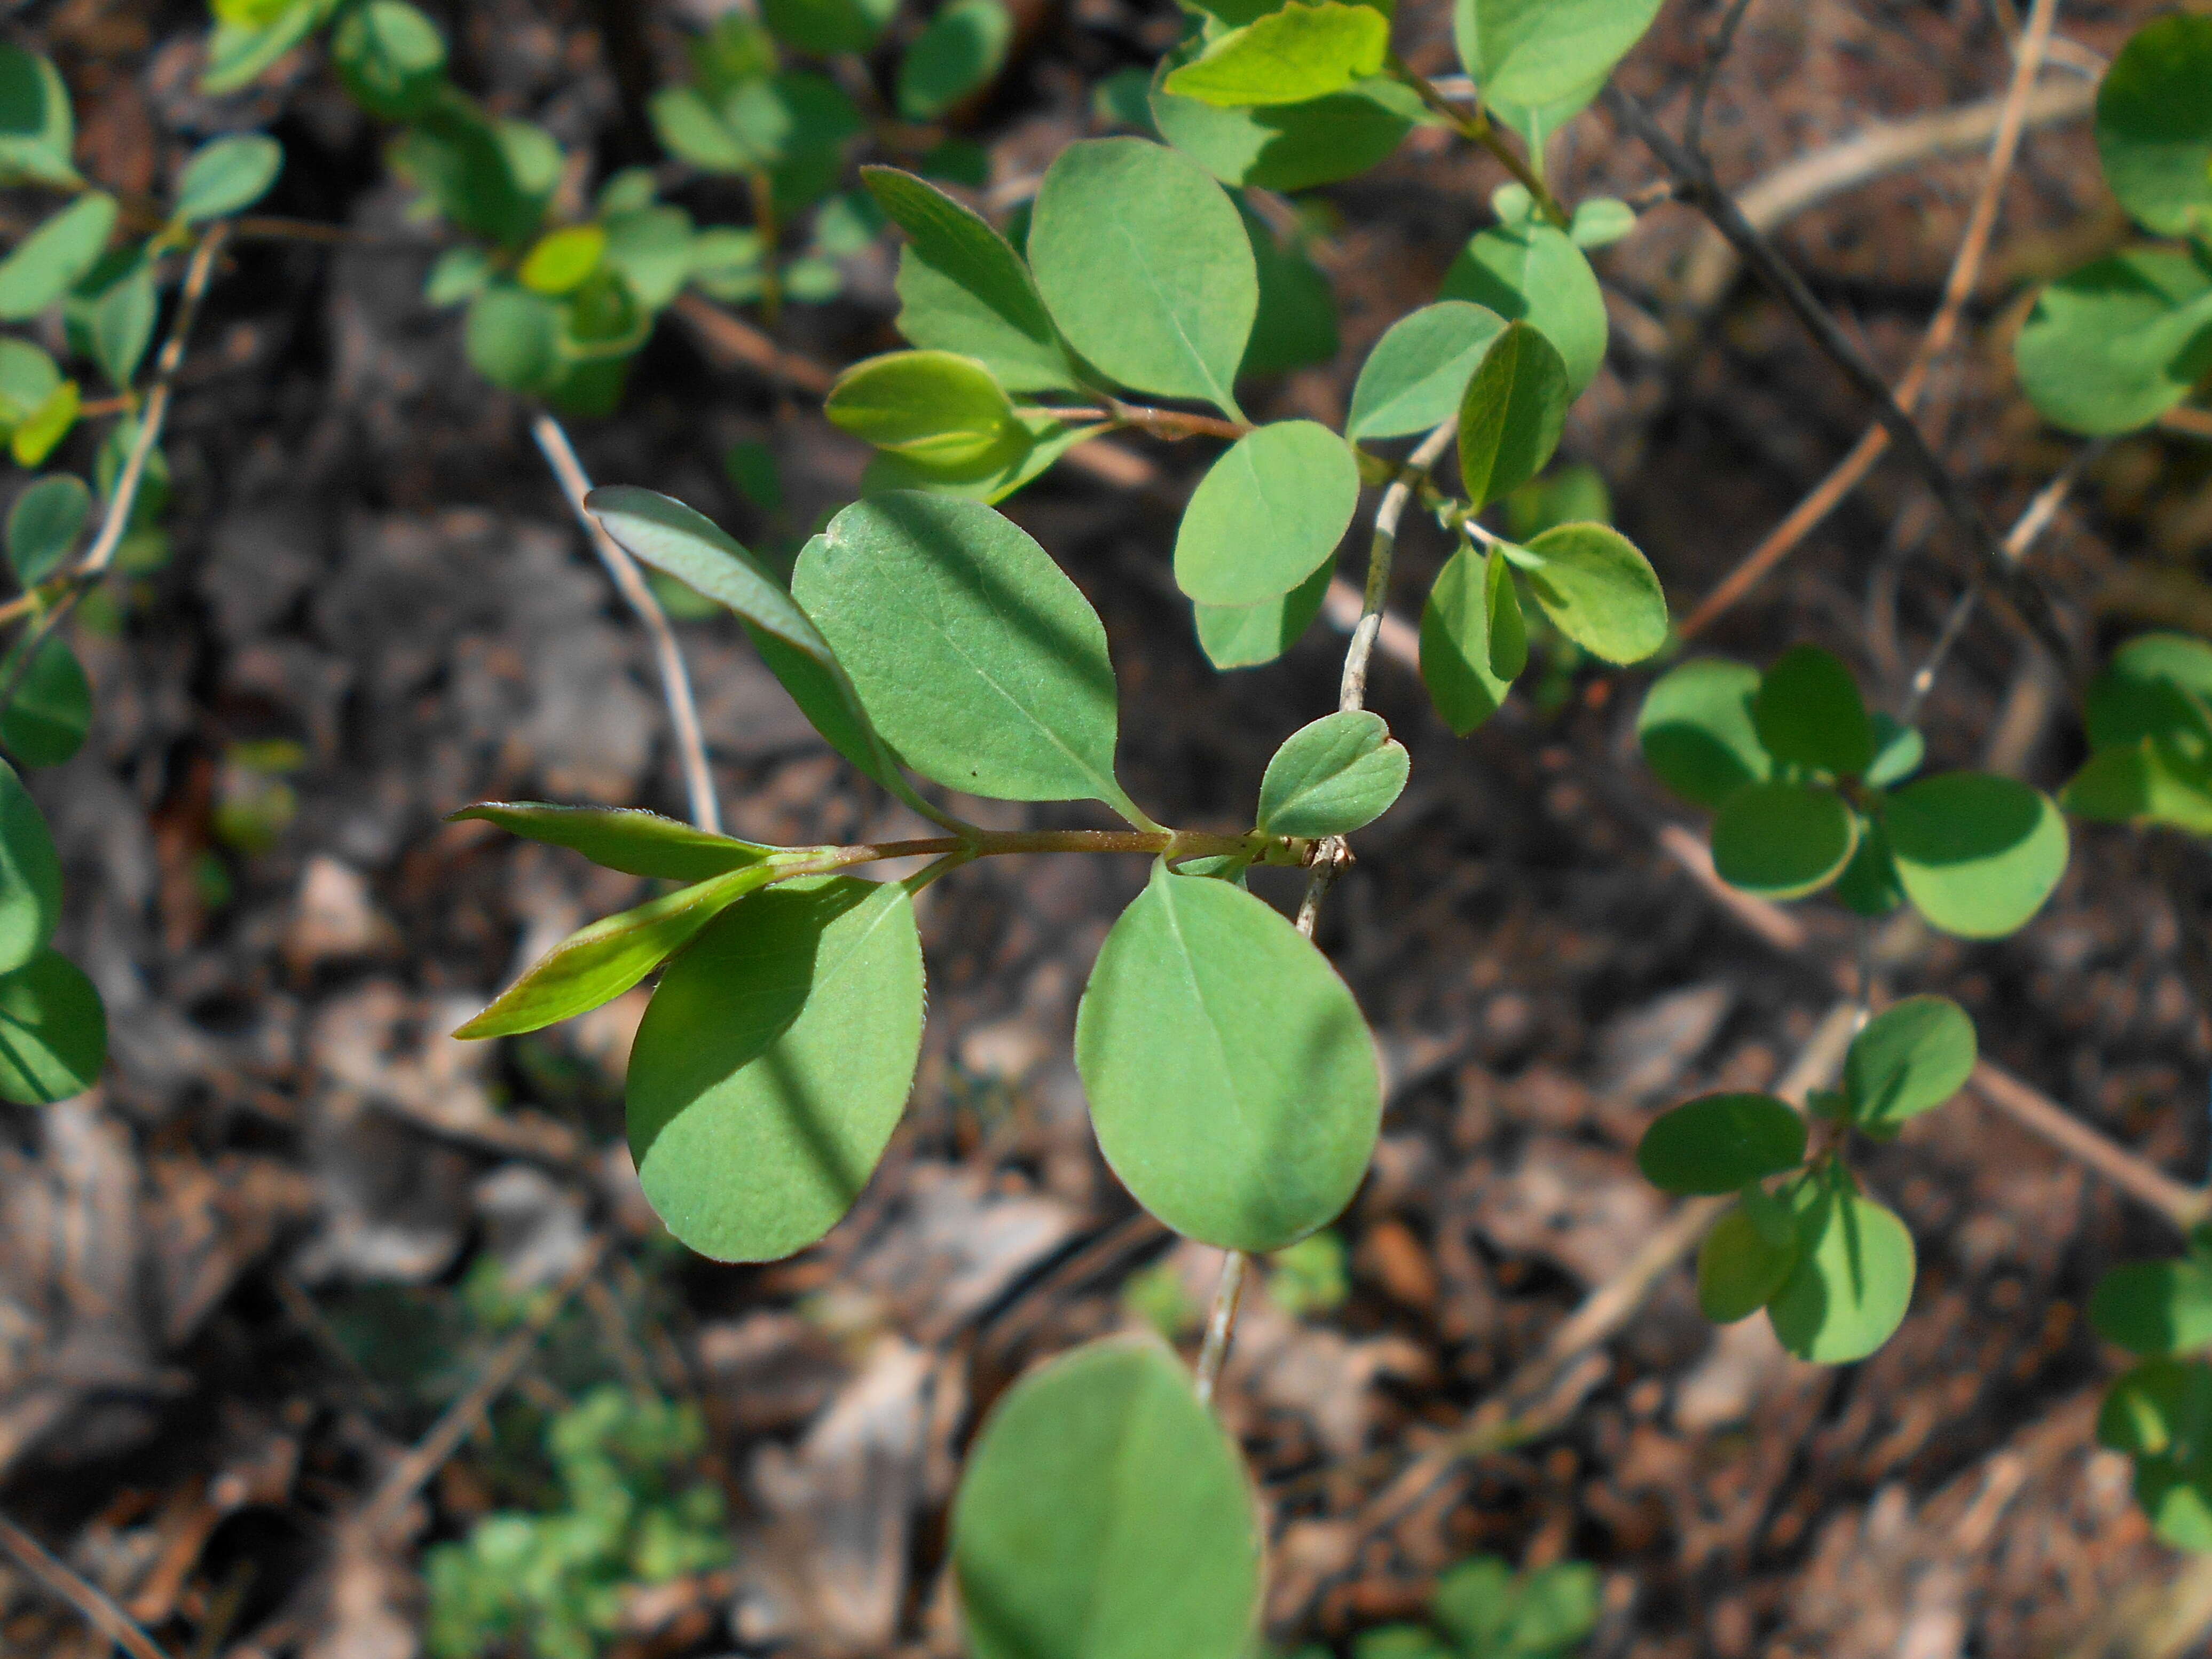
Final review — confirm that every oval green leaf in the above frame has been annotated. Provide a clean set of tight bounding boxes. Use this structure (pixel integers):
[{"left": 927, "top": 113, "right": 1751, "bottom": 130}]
[
  {"left": 1519, "top": 523, "right": 1667, "bottom": 665},
  {"left": 1883, "top": 772, "right": 2068, "bottom": 939},
  {"left": 7, "top": 474, "right": 89, "bottom": 584},
  {"left": 332, "top": 0, "right": 450, "bottom": 120},
  {"left": 627, "top": 876, "right": 923, "bottom": 1262},
  {"left": 1194, "top": 556, "right": 1334, "bottom": 671},
  {"left": 1636, "top": 1092, "right": 1806, "bottom": 1196},
  {"left": 2064, "top": 738, "right": 2212, "bottom": 835},
  {"left": 0, "top": 631, "right": 89, "bottom": 767},
  {"left": 446, "top": 802, "right": 776, "bottom": 881},
  {"left": 1076, "top": 861, "right": 1382, "bottom": 1252},
  {"left": 2095, "top": 13, "right": 2212, "bottom": 238},
  {"left": 0, "top": 759, "right": 60, "bottom": 974},
  {"left": 1455, "top": 0, "right": 1662, "bottom": 112},
  {"left": 1347, "top": 301, "right": 1506, "bottom": 442},
  {"left": 2015, "top": 251, "right": 2212, "bottom": 436},
  {"left": 0, "top": 192, "right": 115, "bottom": 320},
  {"left": 1711, "top": 780, "right": 1856, "bottom": 899},
  {"left": 175, "top": 133, "right": 284, "bottom": 223},
  {"left": 1753, "top": 643, "right": 1873, "bottom": 777},
  {"left": 0, "top": 947, "right": 105, "bottom": 1104},
  {"left": 1842, "top": 994, "right": 1975, "bottom": 1131},
  {"left": 795, "top": 492, "right": 1138, "bottom": 815},
  {"left": 1149, "top": 70, "right": 1417, "bottom": 194},
  {"left": 1164, "top": 1, "right": 1390, "bottom": 108},
  {"left": 1029, "top": 137, "right": 1256, "bottom": 416},
  {"left": 1173, "top": 421, "right": 1359, "bottom": 607},
  {"left": 825, "top": 349, "right": 1022, "bottom": 469},
  {"left": 1440, "top": 221, "right": 1607, "bottom": 396},
  {"left": 1256, "top": 710, "right": 1409, "bottom": 838},
  {"left": 464, "top": 283, "right": 561, "bottom": 391},
  {"left": 1766, "top": 1181, "right": 1916, "bottom": 1364},
  {"left": 1457, "top": 321, "right": 1569, "bottom": 511},
  {"left": 2092, "top": 1259, "right": 2212, "bottom": 1358},
  {"left": 1697, "top": 1199, "right": 1799, "bottom": 1324},
  {"left": 952, "top": 1338, "right": 1262, "bottom": 1659},
  {"left": 896, "top": 0, "right": 1012, "bottom": 121},
  {"left": 1419, "top": 541, "right": 1522, "bottom": 736},
  {"left": 2085, "top": 632, "right": 2212, "bottom": 754},
  {"left": 1638, "top": 658, "right": 1769, "bottom": 810}
]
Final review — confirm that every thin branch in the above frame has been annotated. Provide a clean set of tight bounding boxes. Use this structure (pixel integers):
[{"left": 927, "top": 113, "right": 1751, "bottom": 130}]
[
  {"left": 1678, "top": 0, "right": 2063, "bottom": 642},
  {"left": 0, "top": 1512, "right": 176, "bottom": 1659},
  {"left": 532, "top": 413, "right": 722, "bottom": 836},
  {"left": 1606, "top": 84, "right": 2072, "bottom": 667},
  {"left": 1193, "top": 1249, "right": 1248, "bottom": 1406},
  {"left": 1029, "top": 402, "right": 1252, "bottom": 443},
  {"left": 1685, "top": 0, "right": 1758, "bottom": 158},
  {"left": 1387, "top": 58, "right": 1571, "bottom": 229},
  {"left": 1970, "top": 1063, "right": 2211, "bottom": 1232}
]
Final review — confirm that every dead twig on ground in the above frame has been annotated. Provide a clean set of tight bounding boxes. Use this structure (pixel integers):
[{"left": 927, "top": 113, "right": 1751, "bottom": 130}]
[{"left": 0, "top": 1511, "right": 177, "bottom": 1659}]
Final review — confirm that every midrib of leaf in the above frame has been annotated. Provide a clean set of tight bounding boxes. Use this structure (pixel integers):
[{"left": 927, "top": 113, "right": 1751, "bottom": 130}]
[{"left": 1103, "top": 202, "right": 1245, "bottom": 423}]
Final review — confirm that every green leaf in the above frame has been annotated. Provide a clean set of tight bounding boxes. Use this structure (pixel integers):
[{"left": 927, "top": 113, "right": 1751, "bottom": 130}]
[
  {"left": 2100, "top": 1358, "right": 2212, "bottom": 1458},
  {"left": 1346, "top": 301, "right": 1505, "bottom": 442},
  {"left": 1454, "top": 0, "right": 1663, "bottom": 113},
  {"left": 175, "top": 135, "right": 284, "bottom": 223},
  {"left": 720, "top": 70, "right": 863, "bottom": 171},
  {"left": 392, "top": 107, "right": 559, "bottom": 247},
  {"left": 864, "top": 166, "right": 1078, "bottom": 395},
  {"left": 1150, "top": 67, "right": 1418, "bottom": 193},
  {"left": 1164, "top": 2, "right": 1391, "bottom": 107},
  {"left": 2093, "top": 1259, "right": 2212, "bottom": 1358},
  {"left": 2139, "top": 1452, "right": 2212, "bottom": 1554},
  {"left": 2085, "top": 632, "right": 2212, "bottom": 754},
  {"left": 1076, "top": 861, "right": 1381, "bottom": 1251},
  {"left": 2095, "top": 13, "right": 2212, "bottom": 238},
  {"left": 1455, "top": 320, "right": 1569, "bottom": 509},
  {"left": 1766, "top": 1175, "right": 1916, "bottom": 1364},
  {"left": 1638, "top": 658, "right": 1771, "bottom": 809},
  {"left": 0, "top": 194, "right": 116, "bottom": 320},
  {"left": 650, "top": 85, "right": 753, "bottom": 173},
  {"left": 517, "top": 224, "right": 607, "bottom": 295},
  {"left": 0, "top": 632, "right": 89, "bottom": 767},
  {"left": 69, "top": 249, "right": 156, "bottom": 389},
  {"left": 7, "top": 475, "right": 89, "bottom": 585},
  {"left": 1193, "top": 556, "right": 1334, "bottom": 670},
  {"left": 10, "top": 378, "right": 76, "bottom": 468},
  {"left": 1570, "top": 195, "right": 1635, "bottom": 249},
  {"left": 1518, "top": 522, "right": 1668, "bottom": 665},
  {"left": 1833, "top": 813, "right": 1905, "bottom": 918},
  {"left": 825, "top": 349, "right": 1022, "bottom": 469},
  {"left": 446, "top": 803, "right": 776, "bottom": 881},
  {"left": 1419, "top": 541, "right": 1522, "bottom": 735},
  {"left": 1752, "top": 643, "right": 1873, "bottom": 777},
  {"left": 0, "top": 44, "right": 80, "bottom": 185},
  {"left": 952, "top": 1338, "right": 1262, "bottom": 1659},
  {"left": 332, "top": 0, "right": 448, "bottom": 119},
  {"left": 602, "top": 205, "right": 695, "bottom": 311},
  {"left": 762, "top": 0, "right": 897, "bottom": 55},
  {"left": 1505, "top": 460, "right": 1610, "bottom": 541},
  {"left": 1842, "top": 995, "right": 1975, "bottom": 1132},
  {"left": 1029, "top": 137, "right": 1256, "bottom": 416},
  {"left": 201, "top": 0, "right": 336, "bottom": 96},
  {"left": 1440, "top": 221, "right": 1607, "bottom": 396},
  {"left": 1239, "top": 206, "right": 1339, "bottom": 376},
  {"left": 423, "top": 245, "right": 492, "bottom": 307},
  {"left": 896, "top": 0, "right": 1012, "bottom": 120},
  {"left": 1173, "top": 421, "right": 1359, "bottom": 607},
  {"left": 1883, "top": 772, "right": 2068, "bottom": 939},
  {"left": 0, "top": 339, "right": 59, "bottom": 430},
  {"left": 1636, "top": 1092, "right": 1806, "bottom": 1195},
  {"left": 2064, "top": 737, "right": 2212, "bottom": 835},
  {"left": 455, "top": 864, "right": 776, "bottom": 1040},
  {"left": 794, "top": 492, "right": 1140, "bottom": 815},
  {"left": 859, "top": 412, "right": 1098, "bottom": 503},
  {"left": 0, "top": 760, "right": 62, "bottom": 974},
  {"left": 464, "top": 283, "right": 562, "bottom": 391},
  {"left": 1256, "top": 710, "right": 1409, "bottom": 838},
  {"left": 1864, "top": 713, "right": 1924, "bottom": 789},
  {"left": 1697, "top": 1197, "right": 1800, "bottom": 1323},
  {"left": 0, "top": 948, "right": 105, "bottom": 1105},
  {"left": 2015, "top": 251, "right": 2212, "bottom": 436},
  {"left": 1711, "top": 780, "right": 1857, "bottom": 899},
  {"left": 627, "top": 876, "right": 923, "bottom": 1262}
]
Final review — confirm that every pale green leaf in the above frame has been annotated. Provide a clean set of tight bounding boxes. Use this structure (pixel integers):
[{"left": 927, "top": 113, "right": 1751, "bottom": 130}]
[
  {"left": 1440, "top": 220, "right": 1607, "bottom": 394},
  {"left": 1150, "top": 68, "right": 1418, "bottom": 193},
  {"left": 825, "top": 349, "right": 1022, "bottom": 468},
  {"left": 1843, "top": 995, "right": 1975, "bottom": 1131},
  {"left": 2016, "top": 251, "right": 2212, "bottom": 436},
  {"left": 1454, "top": 0, "right": 1662, "bottom": 112},
  {"left": 898, "top": 0, "right": 1012, "bottom": 120},
  {"left": 1419, "top": 541, "right": 1521, "bottom": 735},
  {"left": 1164, "top": 2, "right": 1391, "bottom": 108},
  {"left": 446, "top": 802, "right": 776, "bottom": 881},
  {"left": 1174, "top": 421, "right": 1359, "bottom": 606},
  {"left": 1255, "top": 710, "right": 1408, "bottom": 837},
  {"left": 1518, "top": 522, "right": 1667, "bottom": 664},
  {"left": 1638, "top": 658, "right": 1769, "bottom": 809},
  {"left": 2065, "top": 738, "right": 2212, "bottom": 835},
  {"left": 463, "top": 283, "right": 561, "bottom": 391},
  {"left": 175, "top": 134, "right": 284, "bottom": 223},
  {"left": 1884, "top": 772, "right": 2068, "bottom": 939},
  {"left": 1346, "top": 301, "right": 1505, "bottom": 441},
  {"left": 1456, "top": 320, "right": 1568, "bottom": 509},
  {"left": 7, "top": 475, "right": 89, "bottom": 585},
  {"left": 2086, "top": 633, "right": 2212, "bottom": 754},
  {"left": 1193, "top": 557, "right": 1334, "bottom": 670},
  {"left": 1766, "top": 1177, "right": 1916, "bottom": 1364},
  {"left": 0, "top": 193, "right": 115, "bottom": 320}
]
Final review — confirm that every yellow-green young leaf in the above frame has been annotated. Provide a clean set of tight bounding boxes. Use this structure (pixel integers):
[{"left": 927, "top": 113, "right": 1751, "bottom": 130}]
[
  {"left": 1454, "top": 0, "right": 1663, "bottom": 113},
  {"left": 1753, "top": 643, "right": 1873, "bottom": 778},
  {"left": 7, "top": 475, "right": 88, "bottom": 585},
  {"left": 202, "top": 0, "right": 335, "bottom": 96},
  {"left": 794, "top": 492, "right": 1140, "bottom": 816},
  {"left": 2093, "top": 1259, "right": 2212, "bottom": 1358},
  {"left": 1193, "top": 557, "right": 1333, "bottom": 671},
  {"left": 1164, "top": 2, "right": 1391, "bottom": 108},
  {"left": 1883, "top": 772, "right": 2068, "bottom": 939},
  {"left": 626, "top": 877, "right": 923, "bottom": 1262},
  {"left": 0, "top": 193, "right": 115, "bottom": 320},
  {"left": 1638, "top": 658, "right": 1769, "bottom": 810},
  {"left": 1029, "top": 137, "right": 1256, "bottom": 417},
  {"left": 2095, "top": 13, "right": 2212, "bottom": 238},
  {"left": 1457, "top": 321, "right": 1567, "bottom": 510},
  {"left": 1173, "top": 421, "right": 1359, "bottom": 607},
  {"left": 1076, "top": 861, "right": 1381, "bottom": 1252},
  {"left": 1636, "top": 1093, "right": 1805, "bottom": 1196},
  {"left": 1419, "top": 541, "right": 1521, "bottom": 735},
  {"left": 518, "top": 224, "right": 608, "bottom": 295},
  {"left": 1441, "top": 221, "right": 1607, "bottom": 396},
  {"left": 2098, "top": 1358, "right": 2212, "bottom": 1458},
  {"left": 1256, "top": 710, "right": 1408, "bottom": 838},
  {"left": 9, "top": 378, "right": 76, "bottom": 467},
  {"left": 447, "top": 802, "right": 777, "bottom": 881},
  {"left": 2014, "top": 252, "right": 2212, "bottom": 436},
  {"left": 0, "top": 948, "right": 105, "bottom": 1104},
  {"left": 1697, "top": 1199, "right": 1798, "bottom": 1324},
  {"left": 952, "top": 1339, "right": 1262, "bottom": 1659},
  {"left": 0, "top": 760, "right": 61, "bottom": 974},
  {"left": 859, "top": 413, "right": 1097, "bottom": 504},
  {"left": 1843, "top": 995, "right": 1975, "bottom": 1131},
  {"left": 0, "top": 632, "right": 89, "bottom": 767},
  {"left": 2065, "top": 738, "right": 2212, "bottom": 835},
  {"left": 825, "top": 349, "right": 1022, "bottom": 469},
  {"left": 1148, "top": 60, "right": 1420, "bottom": 194},
  {"left": 896, "top": 0, "right": 1012, "bottom": 120},
  {"left": 864, "top": 166, "right": 1078, "bottom": 395},
  {"left": 1517, "top": 523, "right": 1667, "bottom": 665},
  {"left": 1766, "top": 1177, "right": 1916, "bottom": 1364},
  {"left": 455, "top": 864, "right": 776, "bottom": 1039},
  {"left": 1711, "top": 780, "right": 1856, "bottom": 899},
  {"left": 1346, "top": 301, "right": 1505, "bottom": 442}
]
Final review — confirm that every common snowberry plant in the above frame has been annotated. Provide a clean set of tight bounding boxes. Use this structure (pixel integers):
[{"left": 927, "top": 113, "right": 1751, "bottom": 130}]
[{"left": 4, "top": 0, "right": 2212, "bottom": 1650}]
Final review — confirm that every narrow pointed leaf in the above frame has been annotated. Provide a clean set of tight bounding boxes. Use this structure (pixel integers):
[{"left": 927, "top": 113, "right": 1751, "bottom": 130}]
[
  {"left": 0, "top": 947, "right": 104, "bottom": 1104},
  {"left": 1256, "top": 710, "right": 1408, "bottom": 837},
  {"left": 447, "top": 802, "right": 777, "bottom": 880},
  {"left": 1884, "top": 772, "right": 2068, "bottom": 939},
  {"left": 1174, "top": 421, "right": 1359, "bottom": 606}
]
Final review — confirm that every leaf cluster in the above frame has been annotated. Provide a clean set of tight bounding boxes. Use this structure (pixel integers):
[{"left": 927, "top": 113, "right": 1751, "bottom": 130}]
[
  {"left": 1343, "top": 1551, "right": 1600, "bottom": 1659},
  {"left": 2061, "top": 633, "right": 2212, "bottom": 836},
  {"left": 2093, "top": 1230, "right": 2212, "bottom": 1553}
]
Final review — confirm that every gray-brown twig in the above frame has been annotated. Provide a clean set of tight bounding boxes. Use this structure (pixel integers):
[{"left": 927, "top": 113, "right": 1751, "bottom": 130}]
[{"left": 0, "top": 1511, "right": 176, "bottom": 1659}]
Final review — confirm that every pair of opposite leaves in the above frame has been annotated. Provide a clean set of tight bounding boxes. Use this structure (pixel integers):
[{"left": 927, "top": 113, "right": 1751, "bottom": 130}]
[{"left": 491, "top": 487, "right": 1389, "bottom": 1267}]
